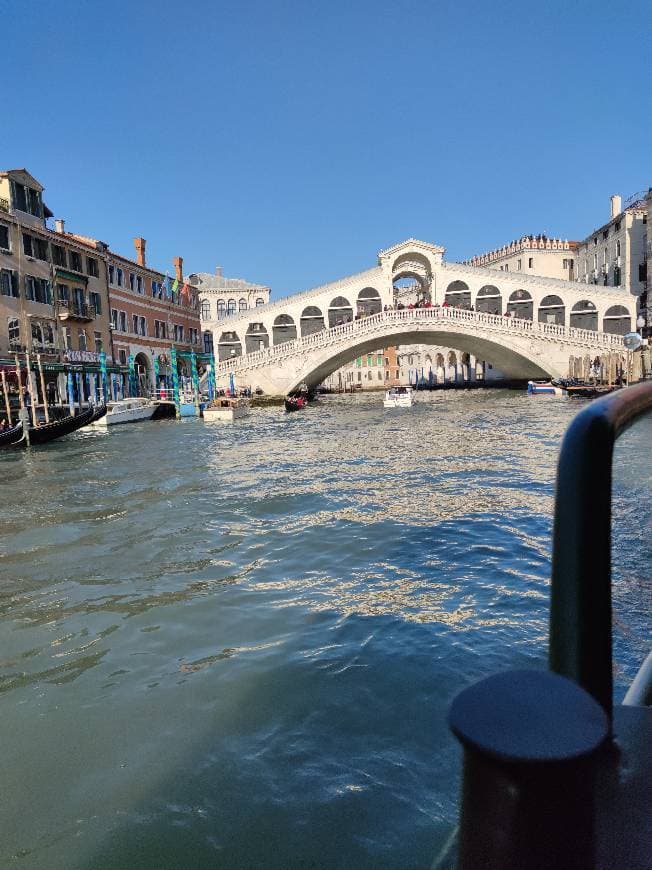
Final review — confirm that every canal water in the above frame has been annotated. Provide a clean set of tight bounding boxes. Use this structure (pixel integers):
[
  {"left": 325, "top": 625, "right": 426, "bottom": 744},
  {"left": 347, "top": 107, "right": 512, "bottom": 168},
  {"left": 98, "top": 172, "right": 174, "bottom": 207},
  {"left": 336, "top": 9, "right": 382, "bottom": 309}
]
[{"left": 0, "top": 391, "right": 649, "bottom": 869}]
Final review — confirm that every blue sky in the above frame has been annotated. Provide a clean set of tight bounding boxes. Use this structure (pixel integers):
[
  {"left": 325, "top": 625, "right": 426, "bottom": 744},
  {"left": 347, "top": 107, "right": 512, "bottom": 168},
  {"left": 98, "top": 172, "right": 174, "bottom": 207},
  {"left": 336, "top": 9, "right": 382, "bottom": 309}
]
[{"left": 2, "top": 0, "right": 649, "bottom": 297}]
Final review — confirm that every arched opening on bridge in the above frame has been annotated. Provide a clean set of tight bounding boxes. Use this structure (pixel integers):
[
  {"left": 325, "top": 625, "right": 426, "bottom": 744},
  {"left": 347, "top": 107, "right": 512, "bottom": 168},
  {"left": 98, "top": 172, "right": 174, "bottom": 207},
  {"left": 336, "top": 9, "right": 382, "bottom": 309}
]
[
  {"left": 357, "top": 287, "right": 381, "bottom": 317},
  {"left": 507, "top": 289, "right": 533, "bottom": 320},
  {"left": 461, "top": 351, "right": 471, "bottom": 381},
  {"left": 603, "top": 305, "right": 631, "bottom": 335},
  {"left": 300, "top": 306, "right": 325, "bottom": 336},
  {"left": 447, "top": 350, "right": 458, "bottom": 382},
  {"left": 445, "top": 280, "right": 471, "bottom": 309},
  {"left": 218, "top": 330, "right": 242, "bottom": 361},
  {"left": 391, "top": 252, "right": 432, "bottom": 303},
  {"left": 245, "top": 322, "right": 270, "bottom": 353},
  {"left": 435, "top": 352, "right": 445, "bottom": 383},
  {"left": 538, "top": 294, "right": 565, "bottom": 325},
  {"left": 476, "top": 285, "right": 502, "bottom": 315},
  {"left": 273, "top": 314, "right": 297, "bottom": 345},
  {"left": 328, "top": 296, "right": 353, "bottom": 327},
  {"left": 134, "top": 351, "right": 152, "bottom": 396},
  {"left": 570, "top": 300, "right": 598, "bottom": 331}
]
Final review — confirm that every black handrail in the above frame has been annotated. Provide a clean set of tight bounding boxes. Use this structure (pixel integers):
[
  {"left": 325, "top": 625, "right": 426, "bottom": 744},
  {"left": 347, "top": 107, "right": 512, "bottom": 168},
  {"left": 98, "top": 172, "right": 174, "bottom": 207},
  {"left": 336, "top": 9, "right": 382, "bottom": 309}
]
[{"left": 549, "top": 381, "right": 652, "bottom": 724}]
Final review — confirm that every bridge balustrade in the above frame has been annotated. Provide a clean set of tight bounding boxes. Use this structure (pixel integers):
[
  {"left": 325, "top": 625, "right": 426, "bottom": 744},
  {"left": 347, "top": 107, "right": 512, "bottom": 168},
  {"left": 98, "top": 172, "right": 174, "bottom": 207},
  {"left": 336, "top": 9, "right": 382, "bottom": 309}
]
[{"left": 213, "top": 306, "right": 626, "bottom": 372}]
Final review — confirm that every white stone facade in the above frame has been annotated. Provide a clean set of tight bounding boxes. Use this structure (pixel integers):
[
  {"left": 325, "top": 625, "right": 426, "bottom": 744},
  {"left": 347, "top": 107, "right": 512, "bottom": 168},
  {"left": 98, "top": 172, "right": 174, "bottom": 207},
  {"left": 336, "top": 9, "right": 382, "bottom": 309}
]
[{"left": 465, "top": 236, "right": 578, "bottom": 281}]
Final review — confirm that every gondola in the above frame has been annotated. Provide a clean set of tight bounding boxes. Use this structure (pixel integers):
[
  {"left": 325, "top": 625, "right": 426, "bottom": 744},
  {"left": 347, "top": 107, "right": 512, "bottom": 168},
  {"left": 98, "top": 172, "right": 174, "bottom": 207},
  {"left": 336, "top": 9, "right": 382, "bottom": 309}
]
[
  {"left": 284, "top": 396, "right": 307, "bottom": 412},
  {"left": 0, "top": 422, "right": 24, "bottom": 448},
  {"left": 14, "top": 404, "right": 107, "bottom": 447}
]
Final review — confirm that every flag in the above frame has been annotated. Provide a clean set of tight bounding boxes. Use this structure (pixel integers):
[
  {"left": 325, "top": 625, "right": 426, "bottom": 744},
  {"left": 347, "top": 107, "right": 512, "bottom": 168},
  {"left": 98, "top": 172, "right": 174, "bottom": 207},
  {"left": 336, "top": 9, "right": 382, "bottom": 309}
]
[
  {"left": 162, "top": 275, "right": 171, "bottom": 299},
  {"left": 171, "top": 278, "right": 179, "bottom": 298}
]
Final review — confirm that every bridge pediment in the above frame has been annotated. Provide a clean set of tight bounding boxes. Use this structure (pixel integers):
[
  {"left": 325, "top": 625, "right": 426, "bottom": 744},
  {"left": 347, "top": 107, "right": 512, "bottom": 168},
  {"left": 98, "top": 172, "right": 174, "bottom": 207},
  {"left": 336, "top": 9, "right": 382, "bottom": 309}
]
[{"left": 377, "top": 239, "right": 446, "bottom": 267}]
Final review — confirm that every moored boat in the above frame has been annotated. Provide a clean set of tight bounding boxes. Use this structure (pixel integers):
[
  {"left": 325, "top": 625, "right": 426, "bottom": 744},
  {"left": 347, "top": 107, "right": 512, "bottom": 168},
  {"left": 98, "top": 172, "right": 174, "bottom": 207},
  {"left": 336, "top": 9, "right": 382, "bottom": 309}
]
[
  {"left": 203, "top": 397, "right": 250, "bottom": 422},
  {"left": 0, "top": 421, "right": 24, "bottom": 448},
  {"left": 527, "top": 380, "right": 564, "bottom": 396},
  {"left": 25, "top": 404, "right": 105, "bottom": 446},
  {"left": 91, "top": 397, "right": 156, "bottom": 426},
  {"left": 383, "top": 386, "right": 414, "bottom": 408}
]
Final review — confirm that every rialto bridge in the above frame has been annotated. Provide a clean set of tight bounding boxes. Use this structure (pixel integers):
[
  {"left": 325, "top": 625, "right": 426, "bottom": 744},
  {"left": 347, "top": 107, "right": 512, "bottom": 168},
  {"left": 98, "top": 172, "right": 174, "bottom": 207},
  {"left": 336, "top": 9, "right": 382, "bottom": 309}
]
[{"left": 206, "top": 240, "right": 634, "bottom": 395}]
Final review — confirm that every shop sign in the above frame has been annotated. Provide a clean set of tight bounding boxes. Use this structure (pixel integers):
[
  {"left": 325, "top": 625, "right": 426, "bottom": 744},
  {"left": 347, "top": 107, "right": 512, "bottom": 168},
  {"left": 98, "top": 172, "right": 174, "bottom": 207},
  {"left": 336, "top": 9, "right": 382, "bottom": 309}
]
[{"left": 64, "top": 349, "right": 101, "bottom": 363}]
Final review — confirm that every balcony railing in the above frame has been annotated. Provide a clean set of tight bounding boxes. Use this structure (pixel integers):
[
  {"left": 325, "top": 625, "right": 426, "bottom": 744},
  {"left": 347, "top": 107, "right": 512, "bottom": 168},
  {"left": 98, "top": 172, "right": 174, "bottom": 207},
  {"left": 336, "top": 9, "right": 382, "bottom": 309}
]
[{"left": 57, "top": 300, "right": 96, "bottom": 321}]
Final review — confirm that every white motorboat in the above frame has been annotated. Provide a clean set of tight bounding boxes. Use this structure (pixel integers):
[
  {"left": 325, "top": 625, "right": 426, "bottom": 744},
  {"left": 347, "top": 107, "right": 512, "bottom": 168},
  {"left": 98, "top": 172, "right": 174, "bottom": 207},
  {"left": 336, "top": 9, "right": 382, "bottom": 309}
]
[
  {"left": 383, "top": 386, "right": 414, "bottom": 408},
  {"left": 91, "top": 397, "right": 157, "bottom": 426},
  {"left": 203, "top": 397, "right": 250, "bottom": 422}
]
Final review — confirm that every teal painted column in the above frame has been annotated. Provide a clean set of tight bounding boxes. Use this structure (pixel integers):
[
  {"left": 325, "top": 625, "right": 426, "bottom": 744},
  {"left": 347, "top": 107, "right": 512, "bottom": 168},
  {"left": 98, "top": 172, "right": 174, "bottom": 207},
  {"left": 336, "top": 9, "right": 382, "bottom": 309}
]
[
  {"left": 128, "top": 354, "right": 136, "bottom": 397},
  {"left": 153, "top": 355, "right": 159, "bottom": 398},
  {"left": 170, "top": 346, "right": 180, "bottom": 418},
  {"left": 190, "top": 350, "right": 200, "bottom": 410},
  {"left": 99, "top": 352, "right": 108, "bottom": 403}
]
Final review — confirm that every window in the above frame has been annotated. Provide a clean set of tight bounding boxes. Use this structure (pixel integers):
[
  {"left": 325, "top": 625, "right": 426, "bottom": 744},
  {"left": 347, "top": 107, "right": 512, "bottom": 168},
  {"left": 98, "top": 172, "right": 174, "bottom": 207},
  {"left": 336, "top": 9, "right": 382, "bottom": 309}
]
[
  {"left": 395, "top": 369, "right": 399, "bottom": 378},
  {"left": 111, "top": 308, "right": 118, "bottom": 329},
  {"left": 116, "top": 268, "right": 123, "bottom": 287},
  {"left": 528, "top": 257, "right": 533, "bottom": 268},
  {"left": 256, "top": 298, "right": 265, "bottom": 307},
  {"left": 615, "top": 221, "right": 621, "bottom": 232},
  {"left": 25, "top": 276, "right": 51, "bottom": 304},
  {"left": 203, "top": 331, "right": 213, "bottom": 353},
  {"left": 217, "top": 299, "right": 226, "bottom": 318},
  {"left": 69, "top": 250, "right": 82, "bottom": 272},
  {"left": 377, "top": 354, "right": 383, "bottom": 366},
  {"left": 11, "top": 181, "right": 42, "bottom": 217},
  {"left": 155, "top": 320, "right": 167, "bottom": 339},
  {"left": 385, "top": 370, "right": 389, "bottom": 379},
  {"left": 385, "top": 357, "right": 389, "bottom": 365},
  {"left": 94, "top": 331, "right": 103, "bottom": 353},
  {"left": 227, "top": 299, "right": 236, "bottom": 316},
  {"left": 31, "top": 322, "right": 44, "bottom": 347},
  {"left": 0, "top": 269, "right": 19, "bottom": 297},
  {"left": 132, "top": 314, "right": 139, "bottom": 334},
  {"left": 173, "top": 324, "right": 184, "bottom": 342},
  {"left": 517, "top": 259, "right": 522, "bottom": 270},
  {"left": 119, "top": 349, "right": 127, "bottom": 365},
  {"left": 78, "top": 330, "right": 87, "bottom": 351},
  {"left": 57, "top": 283, "right": 70, "bottom": 302},
  {"left": 108, "top": 264, "right": 115, "bottom": 284},
  {"left": 504, "top": 263, "right": 509, "bottom": 272},
  {"left": 593, "top": 237, "right": 598, "bottom": 246},
  {"left": 367, "top": 371, "right": 372, "bottom": 380},
  {"left": 356, "top": 357, "right": 362, "bottom": 367},
  {"left": 616, "top": 240, "right": 621, "bottom": 258},
  {"left": 22, "top": 233, "right": 33, "bottom": 257},
  {"left": 140, "top": 316, "right": 147, "bottom": 336},
  {"left": 0, "top": 224, "right": 10, "bottom": 252},
  {"left": 239, "top": 298, "right": 248, "bottom": 311},
  {"left": 8, "top": 318, "right": 20, "bottom": 347},
  {"left": 87, "top": 257, "right": 99, "bottom": 277},
  {"left": 357, "top": 372, "right": 361, "bottom": 382},
  {"left": 42, "top": 322, "right": 54, "bottom": 347},
  {"left": 89, "top": 291, "right": 101, "bottom": 314},
  {"left": 378, "top": 371, "right": 383, "bottom": 380},
  {"left": 52, "top": 244, "right": 67, "bottom": 266},
  {"left": 62, "top": 326, "right": 72, "bottom": 350},
  {"left": 129, "top": 273, "right": 136, "bottom": 291},
  {"left": 593, "top": 253, "right": 598, "bottom": 270},
  {"left": 35, "top": 237, "right": 48, "bottom": 260},
  {"left": 367, "top": 354, "right": 373, "bottom": 366},
  {"left": 136, "top": 275, "right": 143, "bottom": 294},
  {"left": 200, "top": 300, "right": 211, "bottom": 319},
  {"left": 118, "top": 311, "right": 127, "bottom": 332},
  {"left": 563, "top": 259, "right": 569, "bottom": 269},
  {"left": 603, "top": 230, "right": 609, "bottom": 240},
  {"left": 189, "top": 327, "right": 199, "bottom": 344}
]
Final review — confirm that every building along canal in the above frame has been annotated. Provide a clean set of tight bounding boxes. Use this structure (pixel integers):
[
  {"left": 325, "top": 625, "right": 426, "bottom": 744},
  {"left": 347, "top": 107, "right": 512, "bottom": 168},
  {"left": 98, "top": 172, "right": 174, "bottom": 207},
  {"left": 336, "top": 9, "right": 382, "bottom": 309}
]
[{"left": 0, "top": 390, "right": 649, "bottom": 869}]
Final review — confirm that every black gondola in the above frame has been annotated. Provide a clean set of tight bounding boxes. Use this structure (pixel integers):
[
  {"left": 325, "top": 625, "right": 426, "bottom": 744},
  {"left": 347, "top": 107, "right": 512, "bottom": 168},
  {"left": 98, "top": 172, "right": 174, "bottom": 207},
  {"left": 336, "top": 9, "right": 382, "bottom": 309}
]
[
  {"left": 284, "top": 396, "right": 306, "bottom": 412},
  {"left": 0, "top": 422, "right": 23, "bottom": 448},
  {"left": 14, "top": 404, "right": 107, "bottom": 447}
]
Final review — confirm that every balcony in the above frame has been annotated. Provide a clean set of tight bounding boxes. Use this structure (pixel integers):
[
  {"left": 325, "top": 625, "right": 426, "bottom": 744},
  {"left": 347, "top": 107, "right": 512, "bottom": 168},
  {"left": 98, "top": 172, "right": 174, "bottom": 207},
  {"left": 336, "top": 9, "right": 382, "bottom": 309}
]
[{"left": 57, "top": 300, "right": 96, "bottom": 322}]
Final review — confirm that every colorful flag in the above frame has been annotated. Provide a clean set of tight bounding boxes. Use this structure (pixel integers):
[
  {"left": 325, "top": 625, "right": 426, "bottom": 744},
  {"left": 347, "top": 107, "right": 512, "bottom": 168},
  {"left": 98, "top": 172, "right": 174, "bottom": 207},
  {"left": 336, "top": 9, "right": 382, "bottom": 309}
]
[{"left": 171, "top": 278, "right": 179, "bottom": 298}]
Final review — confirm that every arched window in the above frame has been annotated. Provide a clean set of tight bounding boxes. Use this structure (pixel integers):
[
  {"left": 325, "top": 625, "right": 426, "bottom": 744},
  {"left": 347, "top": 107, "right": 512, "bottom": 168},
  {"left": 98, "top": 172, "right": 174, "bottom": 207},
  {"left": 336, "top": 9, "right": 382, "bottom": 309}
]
[
  {"left": 216, "top": 299, "right": 226, "bottom": 319},
  {"left": 475, "top": 285, "right": 502, "bottom": 314},
  {"left": 444, "top": 280, "right": 471, "bottom": 308},
  {"left": 200, "top": 300, "right": 211, "bottom": 320},
  {"left": 300, "top": 306, "right": 325, "bottom": 336},
  {"left": 603, "top": 305, "right": 631, "bottom": 335},
  {"left": 538, "top": 295, "right": 565, "bottom": 325},
  {"left": 570, "top": 300, "right": 598, "bottom": 331},
  {"left": 357, "top": 287, "right": 381, "bottom": 316},
  {"left": 328, "top": 295, "right": 353, "bottom": 327},
  {"left": 256, "top": 298, "right": 265, "bottom": 307},
  {"left": 273, "top": 314, "right": 297, "bottom": 344},
  {"left": 507, "top": 289, "right": 533, "bottom": 320},
  {"left": 239, "top": 298, "right": 248, "bottom": 312},
  {"left": 7, "top": 317, "right": 20, "bottom": 348},
  {"left": 227, "top": 299, "right": 237, "bottom": 316},
  {"left": 31, "top": 322, "right": 43, "bottom": 346}
]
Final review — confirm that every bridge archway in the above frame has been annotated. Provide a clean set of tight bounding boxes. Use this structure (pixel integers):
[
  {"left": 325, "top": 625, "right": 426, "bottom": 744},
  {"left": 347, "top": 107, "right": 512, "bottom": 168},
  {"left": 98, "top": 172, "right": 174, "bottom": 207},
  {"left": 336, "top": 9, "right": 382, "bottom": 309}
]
[
  {"left": 603, "top": 305, "right": 631, "bottom": 335},
  {"left": 273, "top": 314, "right": 297, "bottom": 345},
  {"left": 447, "top": 350, "right": 458, "bottom": 382},
  {"left": 357, "top": 287, "right": 382, "bottom": 317},
  {"left": 218, "top": 330, "right": 242, "bottom": 361},
  {"left": 570, "top": 300, "right": 598, "bottom": 331},
  {"left": 391, "top": 252, "right": 432, "bottom": 301},
  {"left": 328, "top": 296, "right": 353, "bottom": 327},
  {"left": 507, "top": 289, "right": 533, "bottom": 320},
  {"left": 476, "top": 285, "right": 502, "bottom": 315},
  {"left": 435, "top": 352, "right": 445, "bottom": 383},
  {"left": 445, "top": 280, "right": 471, "bottom": 309},
  {"left": 245, "top": 322, "right": 269, "bottom": 353},
  {"left": 300, "top": 306, "right": 325, "bottom": 336},
  {"left": 538, "top": 294, "right": 565, "bottom": 325}
]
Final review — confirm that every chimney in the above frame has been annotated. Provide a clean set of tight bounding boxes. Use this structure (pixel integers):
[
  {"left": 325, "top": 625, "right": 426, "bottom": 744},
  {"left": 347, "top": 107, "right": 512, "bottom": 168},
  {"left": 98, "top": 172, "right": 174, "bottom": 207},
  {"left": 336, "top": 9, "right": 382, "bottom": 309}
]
[
  {"left": 55, "top": 218, "right": 65, "bottom": 234},
  {"left": 134, "top": 237, "right": 147, "bottom": 266},
  {"left": 610, "top": 195, "right": 622, "bottom": 220},
  {"left": 173, "top": 256, "right": 183, "bottom": 282},
  {"left": 215, "top": 265, "right": 223, "bottom": 277}
]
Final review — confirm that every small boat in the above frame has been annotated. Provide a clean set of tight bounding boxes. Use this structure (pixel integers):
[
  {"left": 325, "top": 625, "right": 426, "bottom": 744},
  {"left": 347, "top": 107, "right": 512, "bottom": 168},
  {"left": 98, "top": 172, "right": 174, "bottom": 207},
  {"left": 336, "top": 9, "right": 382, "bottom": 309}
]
[
  {"left": 527, "top": 380, "right": 564, "bottom": 396},
  {"left": 91, "top": 397, "right": 156, "bottom": 426},
  {"left": 19, "top": 404, "right": 105, "bottom": 446},
  {"left": 0, "top": 421, "right": 24, "bottom": 448},
  {"left": 383, "top": 386, "right": 414, "bottom": 408},
  {"left": 284, "top": 396, "right": 307, "bottom": 412},
  {"left": 203, "top": 397, "right": 250, "bottom": 422}
]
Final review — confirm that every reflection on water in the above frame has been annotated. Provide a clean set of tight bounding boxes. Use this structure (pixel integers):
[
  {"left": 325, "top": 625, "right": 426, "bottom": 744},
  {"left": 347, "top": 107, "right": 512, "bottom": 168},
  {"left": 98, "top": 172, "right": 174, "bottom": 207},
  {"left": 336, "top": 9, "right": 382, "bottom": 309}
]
[{"left": 0, "top": 391, "right": 648, "bottom": 869}]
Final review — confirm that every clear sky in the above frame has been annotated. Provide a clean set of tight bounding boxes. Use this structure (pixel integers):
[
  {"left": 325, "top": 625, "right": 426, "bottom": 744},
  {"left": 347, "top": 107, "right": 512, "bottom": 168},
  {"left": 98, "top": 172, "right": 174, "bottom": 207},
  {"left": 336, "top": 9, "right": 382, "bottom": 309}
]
[{"left": 2, "top": 0, "right": 650, "bottom": 297}]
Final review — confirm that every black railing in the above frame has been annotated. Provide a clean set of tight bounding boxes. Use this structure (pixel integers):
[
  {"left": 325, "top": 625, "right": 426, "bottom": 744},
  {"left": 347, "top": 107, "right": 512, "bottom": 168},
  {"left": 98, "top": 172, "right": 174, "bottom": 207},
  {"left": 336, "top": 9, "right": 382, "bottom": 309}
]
[
  {"left": 58, "top": 300, "right": 96, "bottom": 320},
  {"left": 444, "top": 383, "right": 652, "bottom": 869}
]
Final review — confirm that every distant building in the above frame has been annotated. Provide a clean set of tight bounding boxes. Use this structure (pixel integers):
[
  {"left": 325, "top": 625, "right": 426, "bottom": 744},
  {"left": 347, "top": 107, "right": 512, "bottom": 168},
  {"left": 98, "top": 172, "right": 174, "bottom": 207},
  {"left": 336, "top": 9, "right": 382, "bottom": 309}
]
[
  {"left": 188, "top": 266, "right": 271, "bottom": 356},
  {"left": 465, "top": 235, "right": 578, "bottom": 281}
]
